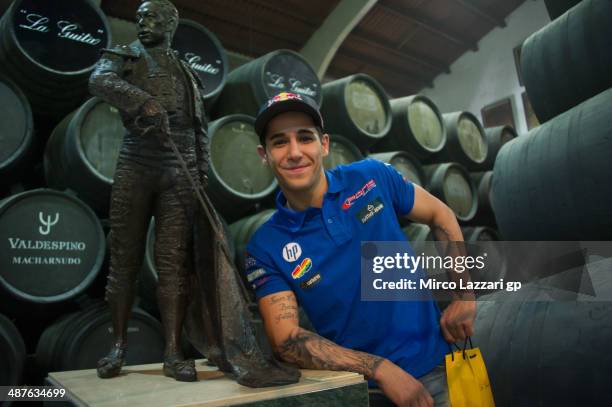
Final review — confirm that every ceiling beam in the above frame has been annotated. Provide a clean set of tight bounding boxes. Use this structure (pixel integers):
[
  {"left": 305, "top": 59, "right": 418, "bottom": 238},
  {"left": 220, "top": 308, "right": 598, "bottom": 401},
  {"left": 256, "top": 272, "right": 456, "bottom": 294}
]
[
  {"left": 349, "top": 32, "right": 449, "bottom": 74},
  {"left": 301, "top": 0, "right": 378, "bottom": 79},
  {"left": 377, "top": 4, "right": 478, "bottom": 52},
  {"left": 180, "top": 7, "right": 301, "bottom": 50},
  {"left": 453, "top": 0, "right": 506, "bottom": 28}
]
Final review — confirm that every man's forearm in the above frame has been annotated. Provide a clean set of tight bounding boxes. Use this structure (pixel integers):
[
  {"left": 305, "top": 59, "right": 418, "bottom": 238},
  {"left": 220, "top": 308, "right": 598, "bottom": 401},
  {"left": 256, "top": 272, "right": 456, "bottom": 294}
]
[
  {"left": 275, "top": 326, "right": 384, "bottom": 379},
  {"left": 430, "top": 207, "right": 474, "bottom": 298},
  {"left": 430, "top": 206, "right": 463, "bottom": 246}
]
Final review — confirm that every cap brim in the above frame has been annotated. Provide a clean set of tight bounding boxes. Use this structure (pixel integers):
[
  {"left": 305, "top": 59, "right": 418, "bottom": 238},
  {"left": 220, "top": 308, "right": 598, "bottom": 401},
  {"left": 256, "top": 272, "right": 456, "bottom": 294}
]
[{"left": 255, "top": 99, "right": 323, "bottom": 142}]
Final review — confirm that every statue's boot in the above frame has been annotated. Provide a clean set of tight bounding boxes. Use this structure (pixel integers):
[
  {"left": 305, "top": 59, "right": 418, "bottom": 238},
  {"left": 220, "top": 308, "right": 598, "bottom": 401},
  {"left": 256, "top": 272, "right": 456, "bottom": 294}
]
[
  {"left": 158, "top": 291, "right": 197, "bottom": 382},
  {"left": 97, "top": 344, "right": 127, "bottom": 378},
  {"left": 163, "top": 355, "right": 197, "bottom": 382},
  {"left": 96, "top": 292, "right": 133, "bottom": 378}
]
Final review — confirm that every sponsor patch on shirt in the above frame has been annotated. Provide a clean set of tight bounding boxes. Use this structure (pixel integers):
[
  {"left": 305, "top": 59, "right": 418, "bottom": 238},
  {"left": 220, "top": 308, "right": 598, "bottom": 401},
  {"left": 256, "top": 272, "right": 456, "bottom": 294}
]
[
  {"left": 300, "top": 272, "right": 322, "bottom": 290},
  {"left": 342, "top": 179, "right": 377, "bottom": 210},
  {"left": 252, "top": 276, "right": 269, "bottom": 289},
  {"left": 246, "top": 268, "right": 266, "bottom": 282},
  {"left": 282, "top": 242, "right": 302, "bottom": 262},
  {"left": 244, "top": 252, "right": 257, "bottom": 269},
  {"left": 357, "top": 197, "right": 384, "bottom": 224},
  {"left": 291, "top": 258, "right": 312, "bottom": 279}
]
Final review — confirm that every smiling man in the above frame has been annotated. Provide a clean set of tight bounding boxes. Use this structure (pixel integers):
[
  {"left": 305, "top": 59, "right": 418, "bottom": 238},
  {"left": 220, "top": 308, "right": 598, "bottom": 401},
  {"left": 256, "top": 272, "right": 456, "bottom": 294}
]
[{"left": 245, "top": 92, "right": 476, "bottom": 406}]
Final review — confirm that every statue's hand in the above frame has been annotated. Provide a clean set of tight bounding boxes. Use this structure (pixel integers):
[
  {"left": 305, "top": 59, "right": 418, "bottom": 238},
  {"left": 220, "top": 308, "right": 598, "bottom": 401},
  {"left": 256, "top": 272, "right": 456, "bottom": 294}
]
[
  {"left": 140, "top": 98, "right": 166, "bottom": 118},
  {"left": 137, "top": 99, "right": 169, "bottom": 142}
]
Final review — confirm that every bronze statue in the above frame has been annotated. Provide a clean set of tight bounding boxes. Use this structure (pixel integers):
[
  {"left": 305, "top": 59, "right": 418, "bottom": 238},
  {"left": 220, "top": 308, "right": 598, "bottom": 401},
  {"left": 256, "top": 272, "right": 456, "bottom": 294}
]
[{"left": 90, "top": 0, "right": 299, "bottom": 386}]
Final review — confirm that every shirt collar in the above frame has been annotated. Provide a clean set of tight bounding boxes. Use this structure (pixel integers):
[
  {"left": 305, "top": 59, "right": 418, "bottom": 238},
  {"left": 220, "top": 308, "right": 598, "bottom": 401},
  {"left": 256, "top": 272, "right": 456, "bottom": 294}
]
[
  {"left": 274, "top": 170, "right": 345, "bottom": 232},
  {"left": 325, "top": 169, "right": 345, "bottom": 194}
]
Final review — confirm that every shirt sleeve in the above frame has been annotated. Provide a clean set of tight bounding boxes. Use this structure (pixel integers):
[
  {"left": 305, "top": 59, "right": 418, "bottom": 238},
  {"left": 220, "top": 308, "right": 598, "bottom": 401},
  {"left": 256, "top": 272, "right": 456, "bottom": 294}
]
[
  {"left": 244, "top": 240, "right": 291, "bottom": 301},
  {"left": 373, "top": 159, "right": 415, "bottom": 217}
]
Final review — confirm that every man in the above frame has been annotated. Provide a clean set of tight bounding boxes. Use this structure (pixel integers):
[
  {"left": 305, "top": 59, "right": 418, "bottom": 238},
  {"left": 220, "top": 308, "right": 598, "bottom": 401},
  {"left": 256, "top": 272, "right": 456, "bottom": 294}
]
[
  {"left": 245, "top": 92, "right": 476, "bottom": 406},
  {"left": 89, "top": 0, "right": 208, "bottom": 381}
]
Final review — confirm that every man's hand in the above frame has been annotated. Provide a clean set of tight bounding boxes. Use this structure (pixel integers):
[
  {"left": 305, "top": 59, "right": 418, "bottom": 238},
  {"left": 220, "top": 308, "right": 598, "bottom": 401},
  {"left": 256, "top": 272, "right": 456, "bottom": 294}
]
[
  {"left": 440, "top": 298, "right": 476, "bottom": 342},
  {"left": 374, "top": 359, "right": 434, "bottom": 407}
]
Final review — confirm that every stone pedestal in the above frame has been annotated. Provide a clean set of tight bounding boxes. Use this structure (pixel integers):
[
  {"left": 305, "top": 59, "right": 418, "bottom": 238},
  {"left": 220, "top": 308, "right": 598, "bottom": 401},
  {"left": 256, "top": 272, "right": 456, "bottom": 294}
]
[{"left": 44, "top": 359, "right": 368, "bottom": 406}]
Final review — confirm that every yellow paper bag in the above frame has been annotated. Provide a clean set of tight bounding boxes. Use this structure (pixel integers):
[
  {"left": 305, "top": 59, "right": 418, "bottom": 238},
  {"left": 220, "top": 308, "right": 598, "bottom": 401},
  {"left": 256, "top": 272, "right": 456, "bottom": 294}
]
[{"left": 445, "top": 339, "right": 495, "bottom": 407}]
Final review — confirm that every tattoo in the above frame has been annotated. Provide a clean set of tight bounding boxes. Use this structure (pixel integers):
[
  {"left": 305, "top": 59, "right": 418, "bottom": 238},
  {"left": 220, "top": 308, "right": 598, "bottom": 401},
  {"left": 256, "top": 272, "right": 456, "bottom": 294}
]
[
  {"left": 280, "top": 303, "right": 297, "bottom": 312},
  {"left": 266, "top": 293, "right": 299, "bottom": 325},
  {"left": 274, "top": 312, "right": 297, "bottom": 324},
  {"left": 269, "top": 294, "right": 296, "bottom": 305},
  {"left": 276, "top": 327, "right": 384, "bottom": 379}
]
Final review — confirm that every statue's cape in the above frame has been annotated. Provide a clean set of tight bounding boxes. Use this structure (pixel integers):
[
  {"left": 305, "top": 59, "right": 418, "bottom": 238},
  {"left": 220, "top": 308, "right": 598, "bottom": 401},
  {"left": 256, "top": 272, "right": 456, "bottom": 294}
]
[{"left": 183, "top": 194, "right": 301, "bottom": 388}]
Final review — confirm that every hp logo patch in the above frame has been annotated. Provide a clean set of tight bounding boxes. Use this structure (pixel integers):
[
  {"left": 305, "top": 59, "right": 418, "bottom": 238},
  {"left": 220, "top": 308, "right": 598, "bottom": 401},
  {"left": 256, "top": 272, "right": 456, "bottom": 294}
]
[{"left": 282, "top": 242, "right": 302, "bottom": 262}]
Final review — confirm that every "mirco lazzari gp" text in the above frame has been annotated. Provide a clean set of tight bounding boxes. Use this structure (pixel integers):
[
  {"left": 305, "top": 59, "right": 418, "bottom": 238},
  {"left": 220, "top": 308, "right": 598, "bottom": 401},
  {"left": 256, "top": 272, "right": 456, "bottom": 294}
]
[{"left": 370, "top": 253, "right": 522, "bottom": 292}]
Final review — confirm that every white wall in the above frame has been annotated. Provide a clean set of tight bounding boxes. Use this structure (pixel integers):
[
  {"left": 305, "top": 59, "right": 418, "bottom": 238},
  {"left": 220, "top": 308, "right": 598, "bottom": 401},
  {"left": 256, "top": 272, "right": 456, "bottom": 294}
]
[{"left": 420, "top": 0, "right": 550, "bottom": 135}]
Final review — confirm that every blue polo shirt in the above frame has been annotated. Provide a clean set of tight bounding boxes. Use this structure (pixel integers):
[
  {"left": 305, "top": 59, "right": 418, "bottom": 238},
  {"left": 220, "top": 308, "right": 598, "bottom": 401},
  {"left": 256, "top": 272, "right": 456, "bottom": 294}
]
[{"left": 244, "top": 159, "right": 447, "bottom": 379}]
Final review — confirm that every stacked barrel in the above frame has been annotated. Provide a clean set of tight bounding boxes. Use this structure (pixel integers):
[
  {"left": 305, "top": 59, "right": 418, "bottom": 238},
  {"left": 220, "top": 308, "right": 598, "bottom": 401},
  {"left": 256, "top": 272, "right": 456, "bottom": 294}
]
[
  {"left": 493, "top": 0, "right": 612, "bottom": 240},
  {"left": 329, "top": 84, "right": 511, "bottom": 244},
  {"left": 474, "top": 3, "right": 612, "bottom": 405}
]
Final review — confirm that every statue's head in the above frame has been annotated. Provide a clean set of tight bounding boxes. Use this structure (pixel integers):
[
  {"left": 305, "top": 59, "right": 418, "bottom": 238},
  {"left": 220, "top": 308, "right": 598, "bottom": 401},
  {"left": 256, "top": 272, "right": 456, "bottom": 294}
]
[{"left": 136, "top": 0, "right": 179, "bottom": 47}]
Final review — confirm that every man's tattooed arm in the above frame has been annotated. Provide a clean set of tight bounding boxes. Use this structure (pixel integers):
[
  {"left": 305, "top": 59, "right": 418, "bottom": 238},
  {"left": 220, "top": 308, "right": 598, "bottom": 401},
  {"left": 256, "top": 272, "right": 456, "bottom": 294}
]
[
  {"left": 259, "top": 291, "right": 384, "bottom": 379},
  {"left": 276, "top": 327, "right": 385, "bottom": 379}
]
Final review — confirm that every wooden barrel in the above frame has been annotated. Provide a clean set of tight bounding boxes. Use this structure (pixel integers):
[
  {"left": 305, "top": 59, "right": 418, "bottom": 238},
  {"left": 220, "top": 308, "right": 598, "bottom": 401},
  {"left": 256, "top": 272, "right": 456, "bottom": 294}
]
[
  {"left": 427, "top": 112, "right": 487, "bottom": 171},
  {"left": 44, "top": 97, "right": 124, "bottom": 216},
  {"left": 172, "top": 19, "right": 227, "bottom": 110},
  {"left": 462, "top": 226, "right": 499, "bottom": 242},
  {"left": 36, "top": 302, "right": 164, "bottom": 373},
  {"left": 492, "top": 87, "right": 612, "bottom": 240},
  {"left": 320, "top": 74, "right": 392, "bottom": 150},
  {"left": 472, "top": 172, "right": 493, "bottom": 211},
  {"left": 476, "top": 125, "right": 517, "bottom": 171},
  {"left": 0, "top": 313, "right": 26, "bottom": 386},
  {"left": 212, "top": 49, "right": 321, "bottom": 118},
  {"left": 0, "top": 74, "right": 34, "bottom": 185},
  {"left": 229, "top": 209, "right": 276, "bottom": 274},
  {"left": 423, "top": 163, "right": 478, "bottom": 222},
  {"left": 323, "top": 134, "right": 364, "bottom": 170},
  {"left": 461, "top": 226, "right": 506, "bottom": 286},
  {"left": 372, "top": 95, "right": 446, "bottom": 159},
  {"left": 369, "top": 151, "right": 425, "bottom": 187},
  {"left": 467, "top": 171, "right": 496, "bottom": 226},
  {"left": 521, "top": 0, "right": 612, "bottom": 122},
  {"left": 0, "top": 0, "right": 111, "bottom": 120},
  {"left": 472, "top": 265, "right": 612, "bottom": 406},
  {"left": 206, "top": 115, "right": 277, "bottom": 221},
  {"left": 0, "top": 189, "right": 105, "bottom": 306}
]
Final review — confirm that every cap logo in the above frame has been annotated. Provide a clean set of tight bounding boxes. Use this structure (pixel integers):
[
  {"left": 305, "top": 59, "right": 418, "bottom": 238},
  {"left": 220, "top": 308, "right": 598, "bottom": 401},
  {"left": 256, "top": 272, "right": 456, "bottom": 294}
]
[{"left": 268, "top": 92, "right": 303, "bottom": 107}]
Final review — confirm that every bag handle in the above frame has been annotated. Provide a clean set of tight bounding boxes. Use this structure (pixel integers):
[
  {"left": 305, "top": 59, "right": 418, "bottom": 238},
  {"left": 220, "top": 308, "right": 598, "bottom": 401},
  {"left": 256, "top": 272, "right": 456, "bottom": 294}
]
[{"left": 448, "top": 337, "right": 474, "bottom": 361}]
